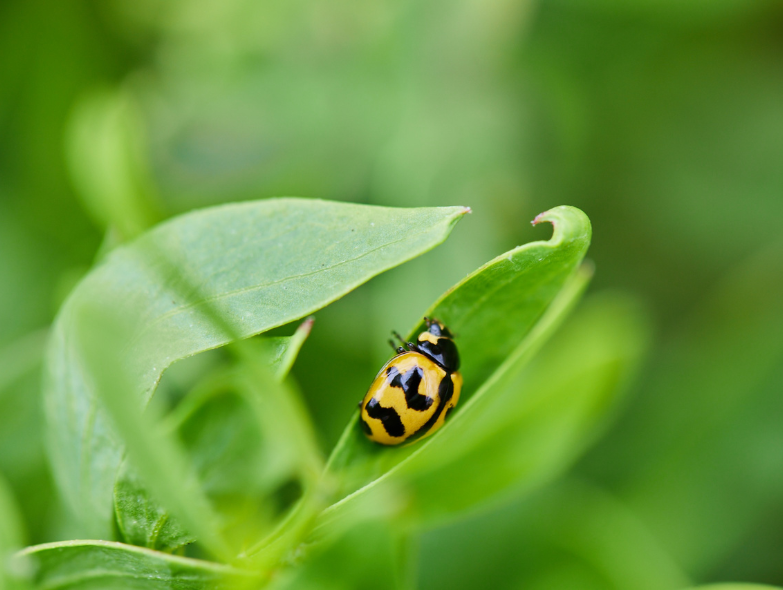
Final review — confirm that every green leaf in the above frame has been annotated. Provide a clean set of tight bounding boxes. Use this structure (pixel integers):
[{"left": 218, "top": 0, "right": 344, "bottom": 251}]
[
  {"left": 115, "top": 320, "right": 314, "bottom": 553},
  {"left": 595, "top": 240, "right": 783, "bottom": 573},
  {"left": 114, "top": 458, "right": 196, "bottom": 554},
  {"left": 65, "top": 88, "right": 163, "bottom": 241},
  {"left": 267, "top": 520, "right": 411, "bottom": 590},
  {"left": 419, "top": 479, "right": 687, "bottom": 590},
  {"left": 689, "top": 586, "right": 783, "bottom": 590},
  {"left": 72, "top": 312, "right": 234, "bottom": 560},
  {"left": 392, "top": 290, "right": 650, "bottom": 524},
  {"left": 317, "top": 206, "right": 594, "bottom": 531},
  {"left": 0, "top": 474, "right": 30, "bottom": 590},
  {"left": 415, "top": 205, "right": 594, "bottom": 397},
  {"left": 0, "top": 330, "right": 47, "bottom": 395},
  {"left": 16, "top": 540, "right": 258, "bottom": 590},
  {"left": 45, "top": 199, "right": 467, "bottom": 540},
  {"left": 0, "top": 331, "right": 52, "bottom": 547}
]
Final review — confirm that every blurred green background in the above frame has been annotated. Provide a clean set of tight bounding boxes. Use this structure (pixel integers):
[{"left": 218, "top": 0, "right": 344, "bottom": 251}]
[{"left": 1, "top": 0, "right": 783, "bottom": 588}]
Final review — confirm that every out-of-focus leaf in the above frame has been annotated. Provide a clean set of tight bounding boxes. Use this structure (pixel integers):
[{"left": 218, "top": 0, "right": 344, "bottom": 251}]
[
  {"left": 420, "top": 479, "right": 687, "bottom": 590},
  {"left": 74, "top": 311, "right": 234, "bottom": 560},
  {"left": 0, "top": 331, "right": 53, "bottom": 546},
  {"left": 268, "top": 520, "right": 411, "bottom": 590},
  {"left": 269, "top": 318, "right": 314, "bottom": 381},
  {"left": 0, "top": 474, "right": 30, "bottom": 590},
  {"left": 115, "top": 320, "right": 314, "bottom": 552},
  {"left": 65, "top": 88, "right": 163, "bottom": 241},
  {"left": 316, "top": 206, "right": 593, "bottom": 531},
  {"left": 0, "top": 331, "right": 47, "bottom": 394},
  {"left": 588, "top": 240, "right": 783, "bottom": 574},
  {"left": 0, "top": 332, "right": 47, "bottom": 476},
  {"left": 16, "top": 540, "right": 258, "bottom": 590},
  {"left": 45, "top": 199, "right": 467, "bottom": 539},
  {"left": 690, "top": 586, "right": 783, "bottom": 590}
]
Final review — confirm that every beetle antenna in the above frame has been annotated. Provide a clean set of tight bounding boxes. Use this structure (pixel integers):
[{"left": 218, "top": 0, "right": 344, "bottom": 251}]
[{"left": 392, "top": 331, "right": 407, "bottom": 349}]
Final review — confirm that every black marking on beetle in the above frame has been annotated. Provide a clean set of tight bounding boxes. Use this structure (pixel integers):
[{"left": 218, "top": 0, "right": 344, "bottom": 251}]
[
  {"left": 386, "top": 365, "right": 433, "bottom": 411},
  {"left": 365, "top": 397, "right": 405, "bottom": 437},
  {"left": 409, "top": 373, "right": 454, "bottom": 441},
  {"left": 416, "top": 337, "right": 460, "bottom": 372},
  {"left": 360, "top": 417, "right": 373, "bottom": 436}
]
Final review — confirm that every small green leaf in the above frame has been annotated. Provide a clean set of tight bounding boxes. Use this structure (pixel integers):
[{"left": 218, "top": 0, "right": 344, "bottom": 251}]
[
  {"left": 114, "top": 458, "right": 196, "bottom": 553},
  {"left": 270, "top": 318, "right": 314, "bottom": 380},
  {"left": 16, "top": 540, "right": 258, "bottom": 590},
  {"left": 45, "top": 199, "right": 467, "bottom": 539},
  {"left": 316, "top": 206, "right": 596, "bottom": 532}
]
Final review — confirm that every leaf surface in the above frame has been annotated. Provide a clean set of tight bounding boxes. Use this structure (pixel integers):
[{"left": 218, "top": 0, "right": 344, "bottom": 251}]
[
  {"left": 44, "top": 199, "right": 468, "bottom": 539},
  {"left": 16, "top": 540, "right": 257, "bottom": 590}
]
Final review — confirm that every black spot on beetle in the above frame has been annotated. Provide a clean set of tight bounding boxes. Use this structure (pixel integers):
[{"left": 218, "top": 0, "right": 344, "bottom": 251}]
[
  {"left": 410, "top": 373, "right": 453, "bottom": 441},
  {"left": 416, "top": 338, "right": 460, "bottom": 372},
  {"left": 360, "top": 417, "right": 373, "bottom": 435},
  {"left": 365, "top": 398, "right": 405, "bottom": 437},
  {"left": 386, "top": 365, "right": 433, "bottom": 411}
]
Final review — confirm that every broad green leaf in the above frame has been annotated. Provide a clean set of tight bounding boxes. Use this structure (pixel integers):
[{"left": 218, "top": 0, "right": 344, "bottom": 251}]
[
  {"left": 45, "top": 199, "right": 467, "bottom": 539},
  {"left": 115, "top": 321, "right": 314, "bottom": 552},
  {"left": 315, "top": 206, "right": 593, "bottom": 532},
  {"left": 16, "top": 540, "right": 258, "bottom": 590},
  {"left": 690, "top": 586, "right": 783, "bottom": 590}
]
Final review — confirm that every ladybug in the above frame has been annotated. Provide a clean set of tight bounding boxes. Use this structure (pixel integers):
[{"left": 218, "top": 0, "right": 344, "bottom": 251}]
[{"left": 359, "top": 318, "right": 462, "bottom": 445}]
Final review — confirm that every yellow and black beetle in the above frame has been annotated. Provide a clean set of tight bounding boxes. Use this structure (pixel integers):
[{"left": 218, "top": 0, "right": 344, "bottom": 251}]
[{"left": 359, "top": 318, "right": 462, "bottom": 445}]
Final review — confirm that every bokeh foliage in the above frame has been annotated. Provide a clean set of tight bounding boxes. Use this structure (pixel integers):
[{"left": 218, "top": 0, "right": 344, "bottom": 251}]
[{"left": 1, "top": 0, "right": 783, "bottom": 588}]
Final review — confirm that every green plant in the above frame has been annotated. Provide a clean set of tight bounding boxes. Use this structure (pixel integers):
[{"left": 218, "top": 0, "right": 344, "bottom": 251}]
[{"left": 4, "top": 199, "right": 774, "bottom": 590}]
